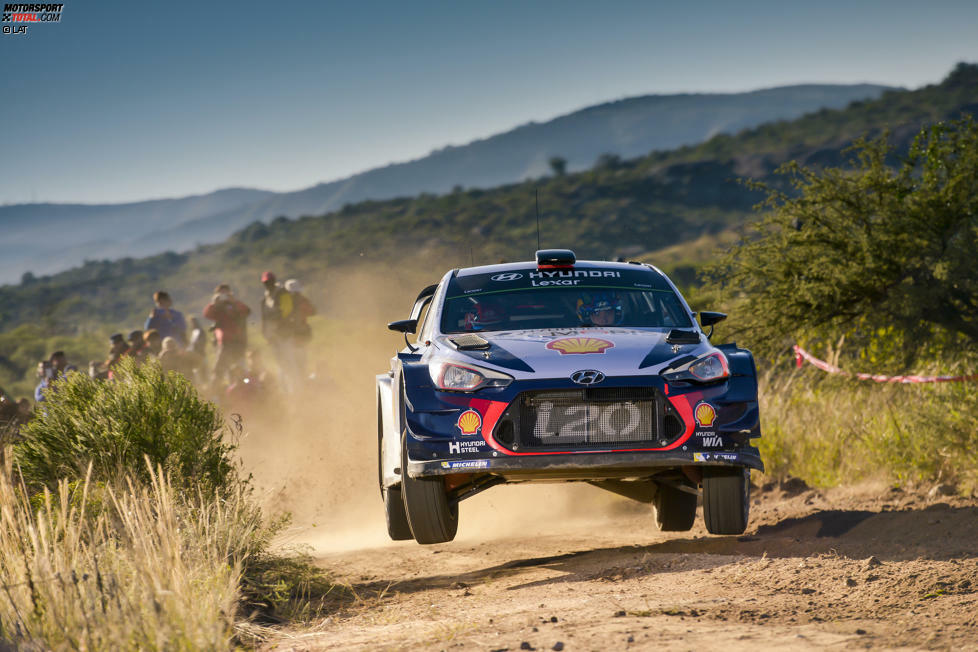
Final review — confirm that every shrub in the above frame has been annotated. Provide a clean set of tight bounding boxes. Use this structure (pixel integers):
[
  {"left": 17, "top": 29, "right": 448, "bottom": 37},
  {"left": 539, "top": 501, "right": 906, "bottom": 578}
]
[
  {"left": 15, "top": 357, "right": 237, "bottom": 494},
  {"left": 0, "top": 466, "right": 263, "bottom": 650}
]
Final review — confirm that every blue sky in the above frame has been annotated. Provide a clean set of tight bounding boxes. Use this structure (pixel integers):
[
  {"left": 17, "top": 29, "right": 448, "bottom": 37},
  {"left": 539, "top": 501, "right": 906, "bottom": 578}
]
[{"left": 1, "top": 0, "right": 977, "bottom": 204}]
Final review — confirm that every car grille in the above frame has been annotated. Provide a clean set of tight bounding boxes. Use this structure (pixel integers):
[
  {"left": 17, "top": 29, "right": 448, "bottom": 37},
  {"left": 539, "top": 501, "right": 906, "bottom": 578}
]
[{"left": 493, "top": 387, "right": 685, "bottom": 452}]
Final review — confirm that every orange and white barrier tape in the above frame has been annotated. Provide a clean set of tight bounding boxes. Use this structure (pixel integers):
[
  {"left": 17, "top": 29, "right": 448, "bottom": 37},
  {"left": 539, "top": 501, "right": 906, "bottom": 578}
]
[{"left": 793, "top": 345, "right": 978, "bottom": 384}]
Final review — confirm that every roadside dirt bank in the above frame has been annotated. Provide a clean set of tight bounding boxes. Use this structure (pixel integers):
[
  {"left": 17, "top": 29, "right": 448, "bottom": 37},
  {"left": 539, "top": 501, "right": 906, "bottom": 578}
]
[{"left": 260, "top": 480, "right": 978, "bottom": 651}]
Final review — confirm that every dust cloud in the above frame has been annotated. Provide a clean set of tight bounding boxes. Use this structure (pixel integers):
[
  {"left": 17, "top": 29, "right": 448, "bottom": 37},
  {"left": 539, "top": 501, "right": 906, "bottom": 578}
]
[{"left": 234, "top": 263, "right": 644, "bottom": 553}]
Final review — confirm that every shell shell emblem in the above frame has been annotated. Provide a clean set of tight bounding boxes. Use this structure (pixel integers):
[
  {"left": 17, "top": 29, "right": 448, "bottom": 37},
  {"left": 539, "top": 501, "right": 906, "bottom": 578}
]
[
  {"left": 694, "top": 402, "right": 717, "bottom": 427},
  {"left": 546, "top": 337, "right": 615, "bottom": 355},
  {"left": 456, "top": 409, "right": 482, "bottom": 436}
]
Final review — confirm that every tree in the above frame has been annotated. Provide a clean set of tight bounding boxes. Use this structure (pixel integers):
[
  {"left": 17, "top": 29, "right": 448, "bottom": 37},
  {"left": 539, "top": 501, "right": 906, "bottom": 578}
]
[
  {"left": 548, "top": 156, "right": 567, "bottom": 176},
  {"left": 595, "top": 153, "right": 622, "bottom": 170},
  {"left": 710, "top": 118, "right": 978, "bottom": 363}
]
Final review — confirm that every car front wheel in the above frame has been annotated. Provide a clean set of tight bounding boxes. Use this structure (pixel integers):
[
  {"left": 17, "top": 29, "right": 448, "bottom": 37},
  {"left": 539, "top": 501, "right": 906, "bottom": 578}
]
[
  {"left": 702, "top": 466, "right": 750, "bottom": 535},
  {"left": 400, "top": 432, "right": 458, "bottom": 544}
]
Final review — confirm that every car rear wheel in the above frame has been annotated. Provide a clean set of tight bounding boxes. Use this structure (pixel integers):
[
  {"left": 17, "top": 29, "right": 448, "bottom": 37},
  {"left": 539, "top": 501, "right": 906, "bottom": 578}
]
[
  {"left": 400, "top": 432, "right": 458, "bottom": 544},
  {"left": 653, "top": 481, "right": 697, "bottom": 531},
  {"left": 702, "top": 466, "right": 750, "bottom": 535}
]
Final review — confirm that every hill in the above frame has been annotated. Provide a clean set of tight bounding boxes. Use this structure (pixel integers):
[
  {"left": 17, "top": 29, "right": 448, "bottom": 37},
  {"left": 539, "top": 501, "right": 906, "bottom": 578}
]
[
  {"left": 0, "top": 83, "right": 891, "bottom": 284},
  {"left": 0, "top": 188, "right": 274, "bottom": 283},
  {"left": 0, "top": 64, "right": 975, "bottom": 395}
]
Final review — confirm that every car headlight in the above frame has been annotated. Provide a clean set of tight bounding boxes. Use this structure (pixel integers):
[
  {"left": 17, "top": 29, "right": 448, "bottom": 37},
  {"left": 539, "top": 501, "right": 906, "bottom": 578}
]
[
  {"left": 663, "top": 352, "right": 730, "bottom": 384},
  {"left": 429, "top": 360, "right": 513, "bottom": 392}
]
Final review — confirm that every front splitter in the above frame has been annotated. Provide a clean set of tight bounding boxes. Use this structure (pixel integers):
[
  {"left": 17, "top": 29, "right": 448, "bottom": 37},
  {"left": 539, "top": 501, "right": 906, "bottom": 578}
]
[{"left": 407, "top": 448, "right": 763, "bottom": 478}]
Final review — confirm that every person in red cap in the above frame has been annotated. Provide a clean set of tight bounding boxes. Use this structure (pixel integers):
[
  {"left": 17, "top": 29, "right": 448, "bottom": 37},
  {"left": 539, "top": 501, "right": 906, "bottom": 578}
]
[{"left": 260, "top": 271, "right": 298, "bottom": 392}]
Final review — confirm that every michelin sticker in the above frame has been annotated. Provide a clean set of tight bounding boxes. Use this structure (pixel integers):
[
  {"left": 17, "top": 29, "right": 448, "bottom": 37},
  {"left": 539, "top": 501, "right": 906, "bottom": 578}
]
[
  {"left": 693, "top": 452, "right": 738, "bottom": 462},
  {"left": 440, "top": 460, "right": 490, "bottom": 470}
]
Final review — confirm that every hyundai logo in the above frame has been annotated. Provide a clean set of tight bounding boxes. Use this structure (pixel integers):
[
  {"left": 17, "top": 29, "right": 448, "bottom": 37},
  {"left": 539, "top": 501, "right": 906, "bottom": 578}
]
[
  {"left": 570, "top": 369, "right": 605, "bottom": 385},
  {"left": 490, "top": 272, "right": 523, "bottom": 282}
]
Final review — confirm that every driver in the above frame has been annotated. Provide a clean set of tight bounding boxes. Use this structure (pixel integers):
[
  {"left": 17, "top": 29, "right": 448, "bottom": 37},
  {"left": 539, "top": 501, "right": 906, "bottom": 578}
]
[
  {"left": 463, "top": 299, "right": 506, "bottom": 331},
  {"left": 576, "top": 292, "right": 623, "bottom": 326}
]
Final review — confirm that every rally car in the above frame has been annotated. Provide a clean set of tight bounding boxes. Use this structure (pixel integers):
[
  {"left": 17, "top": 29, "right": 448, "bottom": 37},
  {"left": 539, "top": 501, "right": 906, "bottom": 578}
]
[{"left": 377, "top": 250, "right": 762, "bottom": 544}]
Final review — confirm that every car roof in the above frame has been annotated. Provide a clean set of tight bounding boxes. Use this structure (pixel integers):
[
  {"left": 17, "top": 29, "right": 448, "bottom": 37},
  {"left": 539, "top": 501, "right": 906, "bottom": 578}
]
[{"left": 455, "top": 259, "right": 661, "bottom": 278}]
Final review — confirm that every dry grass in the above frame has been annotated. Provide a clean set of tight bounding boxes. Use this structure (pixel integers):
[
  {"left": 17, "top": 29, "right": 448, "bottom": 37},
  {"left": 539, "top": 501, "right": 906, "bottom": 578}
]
[
  {"left": 758, "top": 369, "right": 978, "bottom": 490},
  {"left": 0, "top": 462, "right": 264, "bottom": 650}
]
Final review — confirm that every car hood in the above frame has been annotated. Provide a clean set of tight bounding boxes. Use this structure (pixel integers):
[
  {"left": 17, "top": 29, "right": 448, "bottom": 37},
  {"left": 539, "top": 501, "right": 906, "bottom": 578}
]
[{"left": 437, "top": 327, "right": 711, "bottom": 379}]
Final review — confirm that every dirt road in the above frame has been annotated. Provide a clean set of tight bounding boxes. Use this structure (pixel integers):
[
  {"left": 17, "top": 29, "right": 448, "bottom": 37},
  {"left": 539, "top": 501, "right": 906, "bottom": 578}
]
[
  {"left": 260, "top": 480, "right": 978, "bottom": 651},
  {"left": 234, "top": 282, "right": 978, "bottom": 650}
]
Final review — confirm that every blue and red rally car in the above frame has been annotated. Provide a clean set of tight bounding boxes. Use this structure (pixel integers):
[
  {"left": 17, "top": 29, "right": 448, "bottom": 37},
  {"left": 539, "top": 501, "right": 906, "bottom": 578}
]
[{"left": 377, "top": 250, "right": 763, "bottom": 544}]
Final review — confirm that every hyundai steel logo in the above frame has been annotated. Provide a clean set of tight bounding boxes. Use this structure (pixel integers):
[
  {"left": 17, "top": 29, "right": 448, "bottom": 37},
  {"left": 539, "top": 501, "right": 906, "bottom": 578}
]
[
  {"left": 490, "top": 272, "right": 523, "bottom": 281},
  {"left": 570, "top": 369, "right": 605, "bottom": 385}
]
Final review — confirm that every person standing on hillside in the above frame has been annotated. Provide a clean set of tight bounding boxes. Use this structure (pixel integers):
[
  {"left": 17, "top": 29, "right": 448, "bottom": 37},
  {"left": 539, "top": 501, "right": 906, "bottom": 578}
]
[
  {"left": 33, "top": 351, "right": 75, "bottom": 403},
  {"left": 127, "top": 330, "right": 149, "bottom": 363},
  {"left": 284, "top": 278, "right": 316, "bottom": 381},
  {"left": 104, "top": 333, "right": 129, "bottom": 379},
  {"left": 143, "top": 329, "right": 163, "bottom": 359},
  {"left": 204, "top": 283, "right": 251, "bottom": 386},
  {"left": 260, "top": 270, "right": 298, "bottom": 392},
  {"left": 188, "top": 316, "right": 208, "bottom": 358},
  {"left": 159, "top": 336, "right": 203, "bottom": 382},
  {"left": 145, "top": 291, "right": 188, "bottom": 345}
]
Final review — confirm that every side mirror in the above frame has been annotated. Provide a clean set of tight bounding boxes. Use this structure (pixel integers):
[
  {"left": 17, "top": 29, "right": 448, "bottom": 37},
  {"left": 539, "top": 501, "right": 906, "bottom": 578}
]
[
  {"left": 388, "top": 319, "right": 418, "bottom": 334},
  {"left": 698, "top": 311, "right": 727, "bottom": 340},
  {"left": 699, "top": 311, "right": 727, "bottom": 327}
]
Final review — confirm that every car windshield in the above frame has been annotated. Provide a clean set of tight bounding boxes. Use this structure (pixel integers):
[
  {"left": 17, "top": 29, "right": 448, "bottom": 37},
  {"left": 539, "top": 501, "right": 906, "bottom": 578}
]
[{"left": 441, "top": 286, "right": 693, "bottom": 333}]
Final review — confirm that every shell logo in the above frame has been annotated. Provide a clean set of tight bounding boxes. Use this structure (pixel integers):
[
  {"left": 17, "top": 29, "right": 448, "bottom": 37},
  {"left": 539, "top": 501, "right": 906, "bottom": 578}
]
[
  {"left": 546, "top": 337, "right": 615, "bottom": 355},
  {"left": 456, "top": 409, "right": 482, "bottom": 435},
  {"left": 694, "top": 402, "right": 717, "bottom": 427}
]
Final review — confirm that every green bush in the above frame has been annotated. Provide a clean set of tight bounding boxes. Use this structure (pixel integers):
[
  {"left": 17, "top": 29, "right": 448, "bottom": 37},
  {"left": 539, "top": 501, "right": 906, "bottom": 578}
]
[{"left": 15, "top": 357, "right": 237, "bottom": 494}]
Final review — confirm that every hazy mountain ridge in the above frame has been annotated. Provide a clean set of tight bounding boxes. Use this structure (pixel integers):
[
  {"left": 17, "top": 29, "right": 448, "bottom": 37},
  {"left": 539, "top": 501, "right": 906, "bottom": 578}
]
[
  {"left": 2, "top": 64, "right": 975, "bottom": 344},
  {"left": 0, "top": 83, "right": 893, "bottom": 283},
  {"left": 0, "top": 188, "right": 275, "bottom": 282}
]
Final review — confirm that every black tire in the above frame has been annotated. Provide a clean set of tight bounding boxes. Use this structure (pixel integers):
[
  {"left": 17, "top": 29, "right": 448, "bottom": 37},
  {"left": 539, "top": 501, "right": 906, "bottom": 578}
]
[
  {"left": 383, "top": 483, "right": 413, "bottom": 541},
  {"left": 702, "top": 466, "right": 750, "bottom": 535},
  {"left": 653, "top": 481, "right": 698, "bottom": 531},
  {"left": 379, "top": 393, "right": 412, "bottom": 540},
  {"left": 400, "top": 432, "right": 458, "bottom": 544}
]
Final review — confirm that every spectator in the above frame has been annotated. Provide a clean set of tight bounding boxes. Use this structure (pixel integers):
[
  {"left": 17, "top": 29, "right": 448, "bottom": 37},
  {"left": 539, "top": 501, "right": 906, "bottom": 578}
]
[
  {"left": 34, "top": 361, "right": 51, "bottom": 403},
  {"left": 0, "top": 387, "right": 18, "bottom": 430},
  {"left": 284, "top": 279, "right": 316, "bottom": 342},
  {"left": 34, "top": 352, "right": 74, "bottom": 403},
  {"left": 145, "top": 291, "right": 188, "bottom": 345},
  {"left": 188, "top": 316, "right": 207, "bottom": 358},
  {"left": 89, "top": 359, "right": 108, "bottom": 381},
  {"left": 203, "top": 283, "right": 251, "bottom": 386},
  {"left": 158, "top": 336, "right": 202, "bottom": 381},
  {"left": 261, "top": 270, "right": 298, "bottom": 392},
  {"left": 106, "top": 333, "right": 129, "bottom": 379},
  {"left": 16, "top": 398, "right": 32, "bottom": 426},
  {"left": 143, "top": 329, "right": 163, "bottom": 358},
  {"left": 127, "top": 330, "right": 148, "bottom": 362},
  {"left": 284, "top": 278, "right": 316, "bottom": 380},
  {"left": 49, "top": 350, "right": 75, "bottom": 376},
  {"left": 246, "top": 349, "right": 273, "bottom": 385},
  {"left": 224, "top": 364, "right": 270, "bottom": 420}
]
